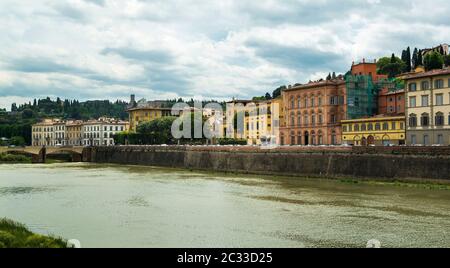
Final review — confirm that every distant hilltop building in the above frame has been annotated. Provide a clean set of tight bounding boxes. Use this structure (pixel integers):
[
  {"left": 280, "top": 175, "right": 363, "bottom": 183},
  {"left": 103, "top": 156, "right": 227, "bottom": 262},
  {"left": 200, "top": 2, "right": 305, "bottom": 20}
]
[
  {"left": 421, "top": 43, "right": 449, "bottom": 58},
  {"left": 31, "top": 117, "right": 129, "bottom": 147}
]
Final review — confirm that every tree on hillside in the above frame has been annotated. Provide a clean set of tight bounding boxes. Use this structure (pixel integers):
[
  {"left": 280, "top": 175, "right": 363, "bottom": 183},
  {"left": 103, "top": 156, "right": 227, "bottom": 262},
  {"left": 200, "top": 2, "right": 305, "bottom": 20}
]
[
  {"left": 401, "top": 47, "right": 412, "bottom": 73},
  {"left": 417, "top": 50, "right": 423, "bottom": 67},
  {"left": 412, "top": 48, "right": 419, "bottom": 69},
  {"left": 423, "top": 51, "right": 444, "bottom": 71},
  {"left": 10, "top": 136, "right": 26, "bottom": 147},
  {"left": 444, "top": 55, "right": 450, "bottom": 67},
  {"left": 377, "top": 54, "right": 406, "bottom": 78},
  {"left": 272, "top": 85, "right": 286, "bottom": 99}
]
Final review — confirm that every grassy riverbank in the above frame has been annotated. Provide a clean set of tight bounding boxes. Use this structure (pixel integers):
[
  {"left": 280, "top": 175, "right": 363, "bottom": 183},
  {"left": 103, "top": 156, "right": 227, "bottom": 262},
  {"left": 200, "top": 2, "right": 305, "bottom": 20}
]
[
  {"left": 0, "top": 218, "right": 66, "bottom": 248},
  {"left": 0, "top": 153, "right": 31, "bottom": 163}
]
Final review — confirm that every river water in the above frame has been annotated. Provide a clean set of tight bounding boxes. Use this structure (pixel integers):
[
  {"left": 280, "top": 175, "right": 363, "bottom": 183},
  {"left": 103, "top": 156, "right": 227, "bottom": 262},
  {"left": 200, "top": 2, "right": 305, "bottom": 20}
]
[{"left": 0, "top": 163, "right": 450, "bottom": 248}]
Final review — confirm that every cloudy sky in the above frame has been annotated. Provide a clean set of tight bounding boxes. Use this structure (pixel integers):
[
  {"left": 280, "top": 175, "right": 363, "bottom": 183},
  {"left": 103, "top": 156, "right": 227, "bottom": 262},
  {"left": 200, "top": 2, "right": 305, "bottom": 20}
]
[{"left": 0, "top": 0, "right": 449, "bottom": 109}]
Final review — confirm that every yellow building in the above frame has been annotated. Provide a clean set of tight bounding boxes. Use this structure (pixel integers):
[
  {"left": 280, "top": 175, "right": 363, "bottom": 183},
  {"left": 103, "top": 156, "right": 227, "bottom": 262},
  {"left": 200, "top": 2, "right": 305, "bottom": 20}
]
[
  {"left": 225, "top": 97, "right": 283, "bottom": 145},
  {"left": 404, "top": 69, "right": 450, "bottom": 145},
  {"left": 66, "top": 121, "right": 83, "bottom": 146},
  {"left": 127, "top": 107, "right": 173, "bottom": 132},
  {"left": 341, "top": 116, "right": 406, "bottom": 146}
]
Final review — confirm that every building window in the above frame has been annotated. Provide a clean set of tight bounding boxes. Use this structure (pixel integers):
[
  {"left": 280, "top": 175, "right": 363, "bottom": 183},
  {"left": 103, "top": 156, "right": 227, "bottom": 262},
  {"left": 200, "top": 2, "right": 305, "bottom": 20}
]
[
  {"left": 311, "top": 98, "right": 315, "bottom": 107},
  {"left": 421, "top": 81, "right": 429, "bottom": 90},
  {"left": 361, "top": 124, "right": 366, "bottom": 131},
  {"left": 382, "top": 122, "right": 389, "bottom": 130},
  {"left": 435, "top": 112, "right": 445, "bottom": 126},
  {"left": 400, "top": 122, "right": 404, "bottom": 129},
  {"left": 297, "top": 114, "right": 302, "bottom": 125},
  {"left": 408, "top": 83, "right": 417, "bottom": 92},
  {"left": 438, "top": 134, "right": 444, "bottom": 145},
  {"left": 423, "top": 135, "right": 429, "bottom": 145},
  {"left": 391, "top": 122, "right": 396, "bottom": 130},
  {"left": 421, "top": 113, "right": 430, "bottom": 127},
  {"left": 435, "top": 79, "right": 444, "bottom": 89},
  {"left": 354, "top": 124, "right": 360, "bottom": 131},
  {"left": 330, "top": 114, "right": 336, "bottom": 124},
  {"left": 297, "top": 97, "right": 301, "bottom": 108},
  {"left": 375, "top": 123, "right": 381, "bottom": 130},
  {"left": 290, "top": 113, "right": 295, "bottom": 126},
  {"left": 436, "top": 94, "right": 444, "bottom": 106},
  {"left": 304, "top": 98, "right": 308, "bottom": 108},
  {"left": 409, "top": 96, "right": 416, "bottom": 108},
  {"left": 421, "top": 95, "right": 429, "bottom": 107},
  {"left": 409, "top": 114, "right": 417, "bottom": 127},
  {"left": 368, "top": 124, "right": 373, "bottom": 131},
  {"left": 318, "top": 114, "right": 323, "bottom": 124},
  {"left": 290, "top": 98, "right": 295, "bottom": 109},
  {"left": 411, "top": 135, "right": 416, "bottom": 145},
  {"left": 318, "top": 97, "right": 322, "bottom": 106},
  {"left": 343, "top": 125, "right": 347, "bottom": 132},
  {"left": 304, "top": 115, "right": 309, "bottom": 125},
  {"left": 311, "top": 114, "right": 316, "bottom": 125}
]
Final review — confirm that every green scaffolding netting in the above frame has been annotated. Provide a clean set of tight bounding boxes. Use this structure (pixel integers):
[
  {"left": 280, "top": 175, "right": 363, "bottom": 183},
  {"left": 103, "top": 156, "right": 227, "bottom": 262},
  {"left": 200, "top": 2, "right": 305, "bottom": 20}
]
[
  {"left": 345, "top": 75, "right": 377, "bottom": 120},
  {"left": 345, "top": 75, "right": 404, "bottom": 120}
]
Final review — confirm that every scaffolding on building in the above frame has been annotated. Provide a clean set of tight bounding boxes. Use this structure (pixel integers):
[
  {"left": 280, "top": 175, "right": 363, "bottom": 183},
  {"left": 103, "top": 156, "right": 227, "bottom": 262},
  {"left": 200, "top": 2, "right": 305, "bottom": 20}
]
[{"left": 345, "top": 75, "right": 378, "bottom": 120}]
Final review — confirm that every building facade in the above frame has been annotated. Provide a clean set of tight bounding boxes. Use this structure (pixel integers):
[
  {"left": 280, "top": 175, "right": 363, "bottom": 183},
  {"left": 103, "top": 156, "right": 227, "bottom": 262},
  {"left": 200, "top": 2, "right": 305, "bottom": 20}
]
[
  {"left": 224, "top": 98, "right": 284, "bottom": 145},
  {"left": 32, "top": 119, "right": 58, "bottom": 146},
  {"left": 405, "top": 69, "right": 450, "bottom": 145},
  {"left": 341, "top": 116, "right": 406, "bottom": 146},
  {"left": 280, "top": 78, "right": 347, "bottom": 145},
  {"left": 66, "top": 121, "right": 83, "bottom": 146},
  {"left": 32, "top": 118, "right": 129, "bottom": 147},
  {"left": 82, "top": 117, "right": 129, "bottom": 146},
  {"left": 377, "top": 87, "right": 405, "bottom": 116}
]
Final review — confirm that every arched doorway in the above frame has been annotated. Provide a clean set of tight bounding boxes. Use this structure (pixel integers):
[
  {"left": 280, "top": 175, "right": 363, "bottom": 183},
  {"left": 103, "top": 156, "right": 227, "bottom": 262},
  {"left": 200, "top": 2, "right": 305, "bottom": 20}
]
[
  {"left": 304, "top": 131, "right": 309, "bottom": 146},
  {"left": 367, "top": 135, "right": 375, "bottom": 145},
  {"left": 361, "top": 137, "right": 367, "bottom": 146},
  {"left": 382, "top": 135, "right": 390, "bottom": 146}
]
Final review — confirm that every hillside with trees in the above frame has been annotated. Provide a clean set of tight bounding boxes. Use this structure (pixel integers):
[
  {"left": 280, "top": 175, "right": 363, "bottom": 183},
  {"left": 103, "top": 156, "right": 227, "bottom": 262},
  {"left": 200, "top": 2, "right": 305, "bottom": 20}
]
[{"left": 0, "top": 97, "right": 129, "bottom": 145}]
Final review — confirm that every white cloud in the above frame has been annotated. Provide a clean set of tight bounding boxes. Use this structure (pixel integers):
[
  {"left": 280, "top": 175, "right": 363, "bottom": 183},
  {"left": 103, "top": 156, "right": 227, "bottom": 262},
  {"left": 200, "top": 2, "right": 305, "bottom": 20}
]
[{"left": 0, "top": 0, "right": 449, "bottom": 110}]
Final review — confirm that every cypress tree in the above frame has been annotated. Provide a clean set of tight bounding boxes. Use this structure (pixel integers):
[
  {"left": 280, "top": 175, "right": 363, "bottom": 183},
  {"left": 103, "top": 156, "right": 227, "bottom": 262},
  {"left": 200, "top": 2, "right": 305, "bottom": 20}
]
[
  {"left": 412, "top": 48, "right": 418, "bottom": 69},
  {"left": 417, "top": 50, "right": 423, "bottom": 67},
  {"left": 406, "top": 47, "right": 411, "bottom": 72}
]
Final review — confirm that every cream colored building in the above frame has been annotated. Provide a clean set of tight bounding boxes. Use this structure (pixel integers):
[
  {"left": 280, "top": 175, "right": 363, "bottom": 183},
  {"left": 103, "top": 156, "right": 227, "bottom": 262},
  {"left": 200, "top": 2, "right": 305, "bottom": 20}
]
[
  {"left": 32, "top": 119, "right": 59, "bottom": 146},
  {"left": 82, "top": 117, "right": 129, "bottom": 146},
  {"left": 32, "top": 118, "right": 129, "bottom": 147},
  {"left": 404, "top": 69, "right": 450, "bottom": 145},
  {"left": 66, "top": 121, "right": 83, "bottom": 146}
]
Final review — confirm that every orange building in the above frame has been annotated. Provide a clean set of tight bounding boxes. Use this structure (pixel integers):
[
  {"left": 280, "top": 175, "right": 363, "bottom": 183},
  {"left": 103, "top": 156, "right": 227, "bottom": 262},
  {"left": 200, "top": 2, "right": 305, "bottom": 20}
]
[
  {"left": 350, "top": 59, "right": 388, "bottom": 82},
  {"left": 377, "top": 87, "right": 405, "bottom": 116},
  {"left": 280, "top": 78, "right": 347, "bottom": 145}
]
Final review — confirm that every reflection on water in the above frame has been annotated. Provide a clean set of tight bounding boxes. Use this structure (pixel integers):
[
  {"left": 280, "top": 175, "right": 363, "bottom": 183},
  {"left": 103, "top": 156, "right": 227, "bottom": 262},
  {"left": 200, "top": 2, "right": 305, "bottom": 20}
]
[
  {"left": 0, "top": 186, "right": 57, "bottom": 195},
  {"left": 1, "top": 163, "right": 450, "bottom": 248}
]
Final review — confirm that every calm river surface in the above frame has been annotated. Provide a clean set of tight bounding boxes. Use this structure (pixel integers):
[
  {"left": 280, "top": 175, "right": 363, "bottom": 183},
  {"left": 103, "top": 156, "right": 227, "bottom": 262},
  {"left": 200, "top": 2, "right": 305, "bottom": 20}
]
[{"left": 1, "top": 163, "right": 450, "bottom": 248}]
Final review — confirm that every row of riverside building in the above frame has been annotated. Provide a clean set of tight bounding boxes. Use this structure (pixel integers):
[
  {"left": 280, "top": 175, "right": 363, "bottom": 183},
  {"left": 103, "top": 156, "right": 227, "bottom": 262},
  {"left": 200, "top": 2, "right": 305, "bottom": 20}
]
[
  {"left": 31, "top": 117, "right": 129, "bottom": 146},
  {"left": 226, "top": 58, "right": 450, "bottom": 146}
]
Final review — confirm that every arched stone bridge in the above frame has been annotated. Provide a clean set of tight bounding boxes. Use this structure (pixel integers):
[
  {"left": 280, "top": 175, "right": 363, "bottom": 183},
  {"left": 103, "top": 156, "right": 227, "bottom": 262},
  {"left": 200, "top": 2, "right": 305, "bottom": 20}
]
[{"left": 0, "top": 146, "right": 86, "bottom": 163}]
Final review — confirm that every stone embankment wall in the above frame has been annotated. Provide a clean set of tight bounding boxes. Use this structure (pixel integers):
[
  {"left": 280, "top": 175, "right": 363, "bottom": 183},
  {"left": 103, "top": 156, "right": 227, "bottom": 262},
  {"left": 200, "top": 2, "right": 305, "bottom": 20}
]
[{"left": 86, "top": 146, "right": 450, "bottom": 181}]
